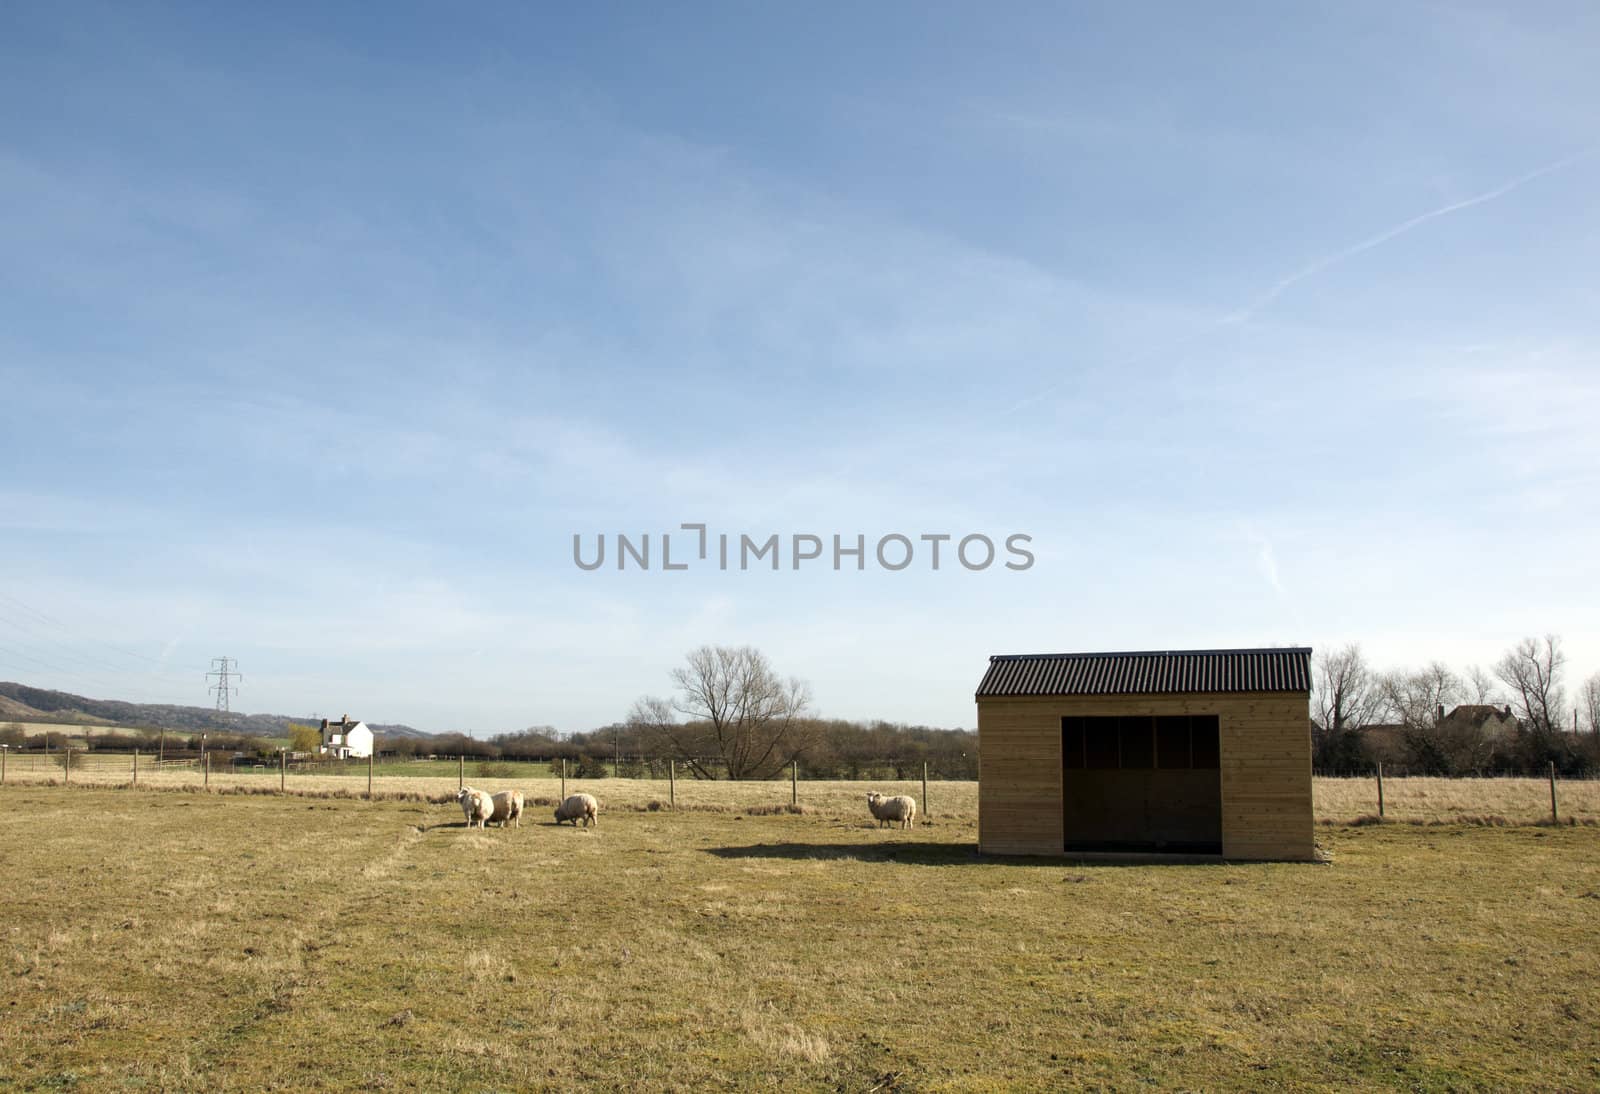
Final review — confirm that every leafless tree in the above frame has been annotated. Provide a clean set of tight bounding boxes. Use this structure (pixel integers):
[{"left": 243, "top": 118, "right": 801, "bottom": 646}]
[
  {"left": 628, "top": 645, "right": 814, "bottom": 779},
  {"left": 1388, "top": 658, "right": 1465, "bottom": 726},
  {"left": 1494, "top": 635, "right": 1567, "bottom": 736},
  {"left": 1381, "top": 663, "right": 1461, "bottom": 733},
  {"left": 1463, "top": 664, "right": 1501, "bottom": 707},
  {"left": 1312, "top": 644, "right": 1384, "bottom": 735},
  {"left": 1581, "top": 671, "right": 1600, "bottom": 736}
]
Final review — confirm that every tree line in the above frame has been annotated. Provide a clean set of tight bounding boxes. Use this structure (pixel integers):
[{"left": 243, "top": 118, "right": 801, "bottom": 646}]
[
  {"left": 1312, "top": 635, "right": 1600, "bottom": 777},
  {"left": 380, "top": 645, "right": 977, "bottom": 779},
  {"left": 14, "top": 638, "right": 1595, "bottom": 782},
  {"left": 382, "top": 718, "right": 977, "bottom": 780}
]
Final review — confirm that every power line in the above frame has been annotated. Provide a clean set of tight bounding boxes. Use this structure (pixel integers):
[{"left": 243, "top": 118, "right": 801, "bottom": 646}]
[
  {"left": 0, "top": 588, "right": 205, "bottom": 705},
  {"left": 0, "top": 612, "right": 190, "bottom": 686},
  {"left": 0, "top": 641, "right": 81, "bottom": 677},
  {"left": 0, "top": 642, "right": 183, "bottom": 704},
  {"left": 0, "top": 594, "right": 193, "bottom": 687},
  {"left": 0, "top": 592, "right": 249, "bottom": 711},
  {"left": 0, "top": 618, "right": 196, "bottom": 704},
  {"left": 0, "top": 589, "right": 187, "bottom": 671}
]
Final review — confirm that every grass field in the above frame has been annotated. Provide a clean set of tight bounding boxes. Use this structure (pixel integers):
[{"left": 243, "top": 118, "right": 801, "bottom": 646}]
[{"left": 2, "top": 786, "right": 1598, "bottom": 1091}]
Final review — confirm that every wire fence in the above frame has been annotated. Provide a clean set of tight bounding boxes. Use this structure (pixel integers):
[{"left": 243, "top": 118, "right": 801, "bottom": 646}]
[
  {"left": 3, "top": 749, "right": 1598, "bottom": 825},
  {"left": 0, "top": 749, "right": 962, "bottom": 819}
]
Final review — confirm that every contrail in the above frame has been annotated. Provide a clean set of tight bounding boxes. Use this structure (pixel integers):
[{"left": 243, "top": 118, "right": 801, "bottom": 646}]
[
  {"left": 1228, "top": 150, "right": 1594, "bottom": 323},
  {"left": 853, "top": 147, "right": 1594, "bottom": 468},
  {"left": 992, "top": 149, "right": 1592, "bottom": 419}
]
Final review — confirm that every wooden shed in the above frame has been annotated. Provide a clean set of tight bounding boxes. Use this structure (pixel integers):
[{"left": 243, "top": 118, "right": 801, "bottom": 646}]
[{"left": 976, "top": 647, "right": 1314, "bottom": 861}]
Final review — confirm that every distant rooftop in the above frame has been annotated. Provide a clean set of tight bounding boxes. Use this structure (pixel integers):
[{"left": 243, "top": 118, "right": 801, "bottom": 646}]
[{"left": 976, "top": 647, "right": 1313, "bottom": 698}]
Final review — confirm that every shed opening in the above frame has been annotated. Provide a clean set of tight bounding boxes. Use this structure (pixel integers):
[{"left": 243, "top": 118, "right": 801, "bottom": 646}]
[{"left": 1061, "top": 715, "right": 1221, "bottom": 853}]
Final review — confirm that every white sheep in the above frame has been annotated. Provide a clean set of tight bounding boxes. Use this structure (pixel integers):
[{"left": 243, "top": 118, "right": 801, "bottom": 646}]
[
  {"left": 489, "top": 790, "right": 524, "bottom": 828},
  {"left": 866, "top": 792, "right": 917, "bottom": 830},
  {"left": 553, "top": 792, "right": 599, "bottom": 828},
  {"left": 456, "top": 786, "right": 494, "bottom": 829}
]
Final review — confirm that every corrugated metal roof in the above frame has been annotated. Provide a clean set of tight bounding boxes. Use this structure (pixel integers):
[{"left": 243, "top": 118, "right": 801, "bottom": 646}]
[{"left": 975, "top": 647, "right": 1312, "bottom": 697}]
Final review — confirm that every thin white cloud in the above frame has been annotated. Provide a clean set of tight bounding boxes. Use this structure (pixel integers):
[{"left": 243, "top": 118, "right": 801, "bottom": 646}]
[
  {"left": 1228, "top": 150, "right": 1595, "bottom": 324},
  {"left": 967, "top": 148, "right": 1596, "bottom": 434}
]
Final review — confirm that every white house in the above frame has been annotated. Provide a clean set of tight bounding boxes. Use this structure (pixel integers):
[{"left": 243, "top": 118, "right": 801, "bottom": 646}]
[{"left": 319, "top": 715, "right": 374, "bottom": 759}]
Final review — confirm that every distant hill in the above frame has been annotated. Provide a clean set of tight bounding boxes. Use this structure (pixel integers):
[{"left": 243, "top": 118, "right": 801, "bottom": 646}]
[{"left": 0, "top": 682, "right": 429, "bottom": 739}]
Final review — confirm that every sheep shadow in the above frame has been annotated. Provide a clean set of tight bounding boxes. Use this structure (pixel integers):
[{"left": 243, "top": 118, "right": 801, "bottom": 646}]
[{"left": 416, "top": 820, "right": 519, "bottom": 832}]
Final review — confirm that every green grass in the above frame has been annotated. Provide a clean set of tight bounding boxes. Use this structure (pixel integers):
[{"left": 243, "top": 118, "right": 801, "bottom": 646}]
[{"left": 2, "top": 787, "right": 1598, "bottom": 1091}]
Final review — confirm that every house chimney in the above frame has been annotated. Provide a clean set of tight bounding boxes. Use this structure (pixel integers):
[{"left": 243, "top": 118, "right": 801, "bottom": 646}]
[{"left": 1436, "top": 704, "right": 1445, "bottom": 724}]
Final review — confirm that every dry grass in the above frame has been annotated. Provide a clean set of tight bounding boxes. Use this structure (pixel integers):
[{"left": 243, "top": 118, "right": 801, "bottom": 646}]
[
  {"left": 11, "top": 754, "right": 1600, "bottom": 826},
  {"left": 2, "top": 786, "right": 1598, "bottom": 1090},
  {"left": 6, "top": 756, "right": 963, "bottom": 818},
  {"left": 0, "top": 721, "right": 126, "bottom": 737},
  {"left": 1314, "top": 775, "right": 1600, "bottom": 825}
]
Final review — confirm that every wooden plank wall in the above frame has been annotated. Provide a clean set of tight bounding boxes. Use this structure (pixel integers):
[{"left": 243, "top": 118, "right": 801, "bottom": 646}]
[
  {"left": 977, "top": 692, "right": 1314, "bottom": 861},
  {"left": 976, "top": 698, "right": 1064, "bottom": 855}
]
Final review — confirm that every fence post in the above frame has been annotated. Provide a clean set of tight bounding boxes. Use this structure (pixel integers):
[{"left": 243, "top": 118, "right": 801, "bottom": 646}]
[
  {"left": 668, "top": 759, "right": 675, "bottom": 808},
  {"left": 133, "top": 748, "right": 139, "bottom": 786},
  {"left": 923, "top": 761, "right": 929, "bottom": 818},
  {"left": 2, "top": 746, "right": 7, "bottom": 784},
  {"left": 791, "top": 759, "right": 798, "bottom": 807},
  {"left": 204, "top": 751, "right": 210, "bottom": 789},
  {"left": 1549, "top": 761, "right": 1558, "bottom": 824},
  {"left": 1377, "top": 761, "right": 1385, "bottom": 820},
  {"left": 561, "top": 757, "right": 567, "bottom": 800},
  {"left": 280, "top": 749, "right": 286, "bottom": 793},
  {"left": 367, "top": 749, "right": 374, "bottom": 799},
  {"left": 64, "top": 747, "right": 71, "bottom": 784},
  {"left": 458, "top": 754, "right": 464, "bottom": 790}
]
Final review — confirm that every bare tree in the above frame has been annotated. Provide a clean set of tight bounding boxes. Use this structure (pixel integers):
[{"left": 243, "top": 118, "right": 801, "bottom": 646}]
[
  {"left": 1308, "top": 644, "right": 1385, "bottom": 772},
  {"left": 1582, "top": 671, "right": 1600, "bottom": 736},
  {"left": 1463, "top": 664, "right": 1501, "bottom": 707},
  {"left": 1381, "top": 663, "right": 1460, "bottom": 727},
  {"left": 1494, "top": 635, "right": 1567, "bottom": 736},
  {"left": 1312, "top": 644, "right": 1384, "bottom": 735},
  {"left": 629, "top": 646, "right": 814, "bottom": 779}
]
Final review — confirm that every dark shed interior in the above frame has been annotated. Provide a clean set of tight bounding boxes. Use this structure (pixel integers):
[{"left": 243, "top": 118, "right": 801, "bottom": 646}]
[{"left": 1061, "top": 714, "right": 1222, "bottom": 852}]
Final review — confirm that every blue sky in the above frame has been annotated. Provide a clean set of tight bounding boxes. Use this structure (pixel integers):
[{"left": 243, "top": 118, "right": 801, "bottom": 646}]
[{"left": 3, "top": 2, "right": 1597, "bottom": 733}]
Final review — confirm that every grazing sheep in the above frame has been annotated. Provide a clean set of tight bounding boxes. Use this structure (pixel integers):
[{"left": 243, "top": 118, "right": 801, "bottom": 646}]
[
  {"left": 456, "top": 786, "right": 494, "bottom": 829},
  {"left": 553, "top": 792, "right": 599, "bottom": 828},
  {"left": 866, "top": 792, "right": 917, "bottom": 830},
  {"left": 489, "top": 790, "right": 524, "bottom": 828}
]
